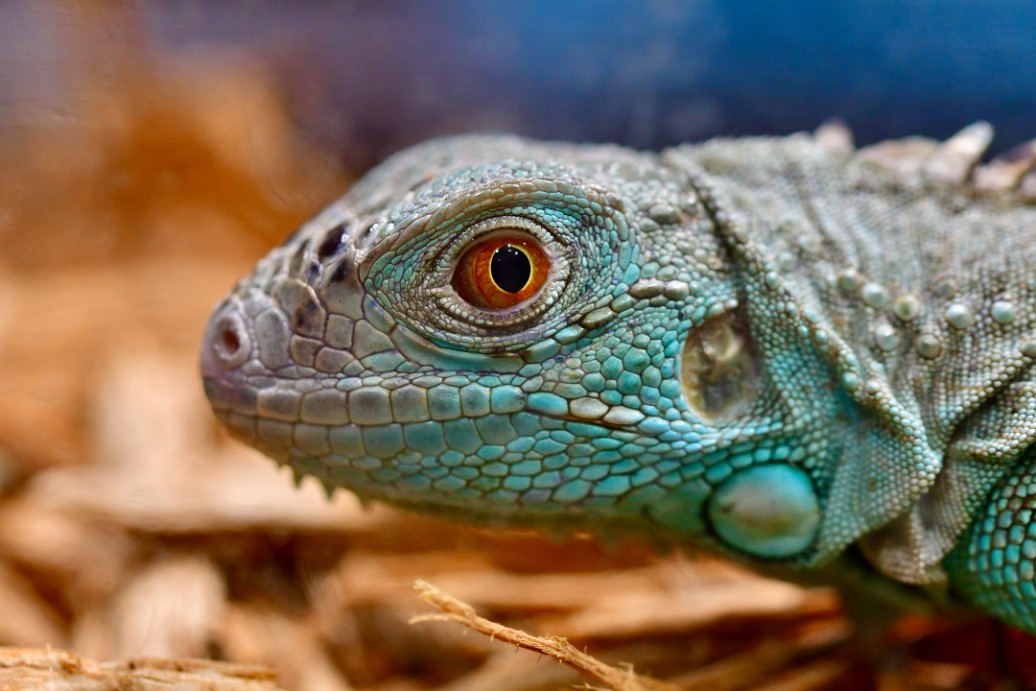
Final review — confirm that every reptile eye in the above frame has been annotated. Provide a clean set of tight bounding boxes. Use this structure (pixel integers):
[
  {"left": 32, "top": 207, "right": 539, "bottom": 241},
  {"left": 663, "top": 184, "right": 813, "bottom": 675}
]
[{"left": 452, "top": 234, "right": 550, "bottom": 309}]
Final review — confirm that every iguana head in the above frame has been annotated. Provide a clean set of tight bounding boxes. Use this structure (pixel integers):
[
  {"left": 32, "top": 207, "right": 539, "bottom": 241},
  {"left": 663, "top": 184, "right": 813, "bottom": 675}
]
[{"left": 201, "top": 135, "right": 829, "bottom": 560}]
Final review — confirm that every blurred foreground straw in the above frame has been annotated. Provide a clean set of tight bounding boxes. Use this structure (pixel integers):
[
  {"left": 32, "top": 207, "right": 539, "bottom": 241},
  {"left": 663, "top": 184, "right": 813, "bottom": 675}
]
[{"left": 0, "top": 647, "right": 279, "bottom": 690}]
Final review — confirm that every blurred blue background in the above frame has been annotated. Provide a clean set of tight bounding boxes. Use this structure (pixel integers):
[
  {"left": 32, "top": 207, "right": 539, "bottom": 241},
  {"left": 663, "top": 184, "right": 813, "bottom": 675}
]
[{"left": 4, "top": 0, "right": 1035, "bottom": 170}]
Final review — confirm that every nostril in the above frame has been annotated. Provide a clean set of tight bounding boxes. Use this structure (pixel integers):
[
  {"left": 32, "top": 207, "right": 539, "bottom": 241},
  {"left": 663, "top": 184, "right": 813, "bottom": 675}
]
[
  {"left": 219, "top": 326, "right": 241, "bottom": 357},
  {"left": 209, "top": 313, "right": 251, "bottom": 369}
]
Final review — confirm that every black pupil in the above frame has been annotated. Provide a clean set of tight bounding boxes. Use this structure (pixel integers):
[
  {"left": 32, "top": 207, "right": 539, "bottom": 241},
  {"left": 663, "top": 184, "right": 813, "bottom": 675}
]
[{"left": 490, "top": 245, "right": 531, "bottom": 293}]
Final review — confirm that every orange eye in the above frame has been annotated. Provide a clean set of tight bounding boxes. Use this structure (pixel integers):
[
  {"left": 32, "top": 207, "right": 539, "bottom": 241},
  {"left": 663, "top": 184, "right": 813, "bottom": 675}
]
[{"left": 452, "top": 235, "right": 550, "bottom": 309}]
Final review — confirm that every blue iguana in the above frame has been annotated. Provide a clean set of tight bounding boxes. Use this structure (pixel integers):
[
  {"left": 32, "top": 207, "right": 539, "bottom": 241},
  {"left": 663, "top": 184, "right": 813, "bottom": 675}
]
[{"left": 201, "top": 122, "right": 1036, "bottom": 633}]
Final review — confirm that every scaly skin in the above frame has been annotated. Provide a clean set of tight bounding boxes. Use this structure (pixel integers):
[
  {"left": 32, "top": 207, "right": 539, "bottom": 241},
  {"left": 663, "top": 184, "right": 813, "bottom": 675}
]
[{"left": 201, "top": 124, "right": 1036, "bottom": 632}]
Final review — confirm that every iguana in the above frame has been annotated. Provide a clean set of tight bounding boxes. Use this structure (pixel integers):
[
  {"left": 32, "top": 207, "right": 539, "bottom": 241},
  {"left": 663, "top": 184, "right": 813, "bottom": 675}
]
[{"left": 201, "top": 122, "right": 1036, "bottom": 633}]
